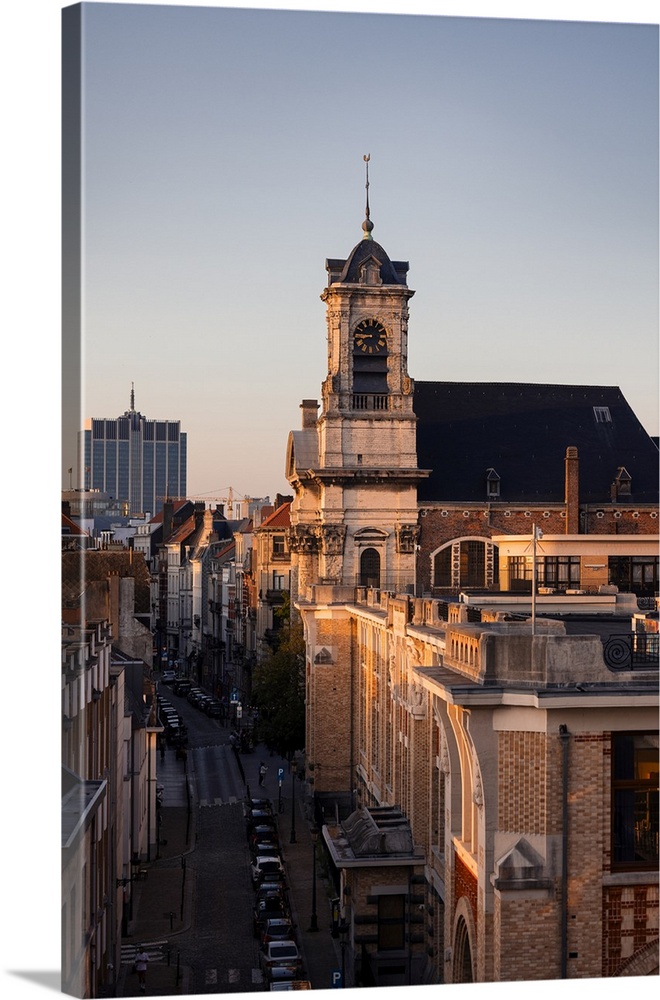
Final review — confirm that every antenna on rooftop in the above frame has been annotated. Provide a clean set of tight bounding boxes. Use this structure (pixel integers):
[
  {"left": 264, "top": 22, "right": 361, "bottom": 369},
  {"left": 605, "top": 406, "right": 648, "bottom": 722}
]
[
  {"left": 130, "top": 382, "right": 135, "bottom": 412},
  {"left": 362, "top": 153, "right": 373, "bottom": 240}
]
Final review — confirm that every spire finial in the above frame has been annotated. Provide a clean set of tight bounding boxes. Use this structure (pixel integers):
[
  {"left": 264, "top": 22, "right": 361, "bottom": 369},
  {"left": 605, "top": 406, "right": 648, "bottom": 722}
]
[
  {"left": 130, "top": 382, "right": 135, "bottom": 411},
  {"left": 362, "top": 154, "right": 374, "bottom": 239}
]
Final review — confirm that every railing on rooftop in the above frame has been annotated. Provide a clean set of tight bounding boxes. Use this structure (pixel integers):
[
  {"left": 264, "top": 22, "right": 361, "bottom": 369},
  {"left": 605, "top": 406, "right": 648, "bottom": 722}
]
[{"left": 603, "top": 633, "right": 659, "bottom": 671}]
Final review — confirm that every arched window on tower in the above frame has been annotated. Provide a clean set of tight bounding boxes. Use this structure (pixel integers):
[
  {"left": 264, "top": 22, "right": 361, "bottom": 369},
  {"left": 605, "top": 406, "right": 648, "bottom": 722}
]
[{"left": 360, "top": 547, "right": 381, "bottom": 589}]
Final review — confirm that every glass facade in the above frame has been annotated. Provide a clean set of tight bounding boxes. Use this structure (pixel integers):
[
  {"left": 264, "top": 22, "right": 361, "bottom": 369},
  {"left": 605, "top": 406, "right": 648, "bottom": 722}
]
[{"left": 81, "top": 409, "right": 187, "bottom": 515}]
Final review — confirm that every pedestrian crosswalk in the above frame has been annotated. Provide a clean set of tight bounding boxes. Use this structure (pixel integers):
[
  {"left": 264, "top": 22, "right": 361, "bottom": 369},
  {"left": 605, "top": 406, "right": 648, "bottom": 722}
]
[
  {"left": 208, "top": 967, "right": 263, "bottom": 986},
  {"left": 120, "top": 940, "right": 168, "bottom": 965},
  {"left": 197, "top": 795, "right": 240, "bottom": 807}
]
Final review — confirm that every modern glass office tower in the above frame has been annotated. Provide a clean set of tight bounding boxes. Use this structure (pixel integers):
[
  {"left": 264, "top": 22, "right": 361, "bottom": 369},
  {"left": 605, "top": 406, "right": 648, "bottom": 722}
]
[{"left": 78, "top": 387, "right": 187, "bottom": 516}]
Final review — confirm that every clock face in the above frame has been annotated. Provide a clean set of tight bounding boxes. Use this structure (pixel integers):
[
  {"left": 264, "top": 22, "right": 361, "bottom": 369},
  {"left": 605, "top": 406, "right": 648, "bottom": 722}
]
[{"left": 354, "top": 320, "right": 387, "bottom": 354}]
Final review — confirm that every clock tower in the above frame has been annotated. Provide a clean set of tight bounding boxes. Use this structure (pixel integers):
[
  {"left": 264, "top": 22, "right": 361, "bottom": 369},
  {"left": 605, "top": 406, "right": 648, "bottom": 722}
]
[{"left": 286, "top": 158, "right": 428, "bottom": 598}]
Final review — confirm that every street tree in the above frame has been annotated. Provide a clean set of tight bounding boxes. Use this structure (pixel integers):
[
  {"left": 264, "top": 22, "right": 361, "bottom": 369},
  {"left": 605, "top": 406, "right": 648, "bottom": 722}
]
[{"left": 252, "top": 594, "right": 305, "bottom": 757}]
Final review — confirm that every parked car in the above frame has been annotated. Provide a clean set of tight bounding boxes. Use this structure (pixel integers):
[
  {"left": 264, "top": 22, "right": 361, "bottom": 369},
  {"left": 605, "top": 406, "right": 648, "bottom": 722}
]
[
  {"left": 251, "top": 856, "right": 285, "bottom": 886},
  {"left": 261, "top": 917, "right": 296, "bottom": 945},
  {"left": 258, "top": 872, "right": 288, "bottom": 891},
  {"left": 161, "top": 669, "right": 176, "bottom": 683},
  {"left": 250, "top": 840, "right": 280, "bottom": 861},
  {"left": 249, "top": 825, "right": 279, "bottom": 851},
  {"left": 246, "top": 798, "right": 273, "bottom": 814},
  {"left": 246, "top": 808, "right": 275, "bottom": 826},
  {"left": 205, "top": 699, "right": 224, "bottom": 717},
  {"left": 259, "top": 942, "right": 303, "bottom": 980},
  {"left": 269, "top": 981, "right": 311, "bottom": 991},
  {"left": 253, "top": 895, "right": 288, "bottom": 938},
  {"left": 172, "top": 677, "right": 192, "bottom": 695}
]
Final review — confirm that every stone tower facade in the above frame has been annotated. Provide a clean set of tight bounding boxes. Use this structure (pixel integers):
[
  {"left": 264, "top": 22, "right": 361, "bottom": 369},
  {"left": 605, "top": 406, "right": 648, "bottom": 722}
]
[{"left": 286, "top": 203, "right": 428, "bottom": 601}]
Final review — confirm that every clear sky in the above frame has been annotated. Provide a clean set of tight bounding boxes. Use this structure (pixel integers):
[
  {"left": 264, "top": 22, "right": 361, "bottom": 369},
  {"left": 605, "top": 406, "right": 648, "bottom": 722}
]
[{"left": 67, "top": 0, "right": 658, "bottom": 502}]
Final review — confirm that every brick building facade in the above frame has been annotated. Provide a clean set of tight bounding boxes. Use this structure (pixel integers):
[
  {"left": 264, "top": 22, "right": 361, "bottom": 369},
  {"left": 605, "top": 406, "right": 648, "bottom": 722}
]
[{"left": 286, "top": 208, "right": 658, "bottom": 984}]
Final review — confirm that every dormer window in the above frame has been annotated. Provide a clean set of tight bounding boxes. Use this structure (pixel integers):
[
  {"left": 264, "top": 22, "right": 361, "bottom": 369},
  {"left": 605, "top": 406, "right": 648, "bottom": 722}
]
[
  {"left": 593, "top": 406, "right": 612, "bottom": 424},
  {"left": 360, "top": 258, "right": 382, "bottom": 286},
  {"left": 486, "top": 468, "right": 501, "bottom": 498},
  {"left": 615, "top": 467, "right": 632, "bottom": 496}
]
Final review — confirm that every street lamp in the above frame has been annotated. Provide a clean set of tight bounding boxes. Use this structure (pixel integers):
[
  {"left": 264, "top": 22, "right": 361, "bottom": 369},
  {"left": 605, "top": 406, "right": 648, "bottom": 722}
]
[
  {"left": 290, "top": 762, "right": 297, "bottom": 843},
  {"left": 338, "top": 918, "right": 349, "bottom": 988},
  {"left": 309, "top": 826, "right": 319, "bottom": 932}
]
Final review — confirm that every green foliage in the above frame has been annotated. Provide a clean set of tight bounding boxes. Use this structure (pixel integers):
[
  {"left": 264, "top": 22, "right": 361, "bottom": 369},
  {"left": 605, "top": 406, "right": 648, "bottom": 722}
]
[{"left": 252, "top": 595, "right": 305, "bottom": 756}]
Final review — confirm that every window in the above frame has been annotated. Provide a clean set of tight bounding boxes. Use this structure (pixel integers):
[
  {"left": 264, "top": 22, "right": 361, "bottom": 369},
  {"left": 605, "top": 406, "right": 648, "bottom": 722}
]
[
  {"left": 272, "top": 535, "right": 286, "bottom": 556},
  {"left": 593, "top": 406, "right": 612, "bottom": 423},
  {"left": 609, "top": 556, "right": 660, "bottom": 597},
  {"left": 509, "top": 556, "right": 532, "bottom": 592},
  {"left": 540, "top": 555, "right": 580, "bottom": 590},
  {"left": 486, "top": 468, "right": 500, "bottom": 498},
  {"left": 611, "top": 733, "right": 658, "bottom": 870},
  {"left": 377, "top": 894, "right": 405, "bottom": 950},
  {"left": 272, "top": 572, "right": 285, "bottom": 591},
  {"left": 360, "top": 548, "right": 381, "bottom": 588},
  {"left": 435, "top": 544, "right": 453, "bottom": 589}
]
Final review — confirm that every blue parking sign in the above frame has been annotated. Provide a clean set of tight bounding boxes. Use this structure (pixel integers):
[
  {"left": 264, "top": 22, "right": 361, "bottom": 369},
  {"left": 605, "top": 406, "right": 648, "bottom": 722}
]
[{"left": 331, "top": 970, "right": 342, "bottom": 988}]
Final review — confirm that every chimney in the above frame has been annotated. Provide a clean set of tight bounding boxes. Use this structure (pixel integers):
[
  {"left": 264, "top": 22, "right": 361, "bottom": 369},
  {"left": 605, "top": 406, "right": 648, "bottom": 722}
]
[
  {"left": 564, "top": 446, "right": 579, "bottom": 534},
  {"left": 162, "top": 501, "right": 173, "bottom": 540},
  {"left": 301, "top": 399, "right": 319, "bottom": 429},
  {"left": 194, "top": 501, "right": 206, "bottom": 528}
]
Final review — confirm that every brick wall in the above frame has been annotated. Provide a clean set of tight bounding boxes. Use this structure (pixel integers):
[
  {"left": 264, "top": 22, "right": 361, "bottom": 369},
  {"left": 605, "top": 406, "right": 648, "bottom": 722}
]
[
  {"left": 306, "top": 613, "right": 353, "bottom": 794},
  {"left": 454, "top": 852, "right": 478, "bottom": 936},
  {"left": 498, "top": 731, "right": 547, "bottom": 834},
  {"left": 494, "top": 892, "right": 561, "bottom": 981},
  {"left": 602, "top": 884, "right": 659, "bottom": 975}
]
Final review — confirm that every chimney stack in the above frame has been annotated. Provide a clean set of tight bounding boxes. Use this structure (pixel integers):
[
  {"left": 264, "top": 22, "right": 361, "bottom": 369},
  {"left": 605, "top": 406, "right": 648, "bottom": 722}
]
[
  {"left": 301, "top": 399, "right": 319, "bottom": 429},
  {"left": 564, "top": 446, "right": 579, "bottom": 534}
]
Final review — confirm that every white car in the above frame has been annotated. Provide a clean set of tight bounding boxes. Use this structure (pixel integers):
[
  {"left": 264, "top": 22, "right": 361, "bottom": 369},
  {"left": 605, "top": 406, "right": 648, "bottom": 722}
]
[
  {"left": 251, "top": 855, "right": 284, "bottom": 885},
  {"left": 161, "top": 669, "right": 176, "bottom": 683},
  {"left": 260, "top": 941, "right": 302, "bottom": 979}
]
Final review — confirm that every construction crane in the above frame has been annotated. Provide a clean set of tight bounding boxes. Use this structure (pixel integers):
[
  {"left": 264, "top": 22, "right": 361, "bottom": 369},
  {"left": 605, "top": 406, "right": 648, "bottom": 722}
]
[{"left": 187, "top": 487, "right": 252, "bottom": 517}]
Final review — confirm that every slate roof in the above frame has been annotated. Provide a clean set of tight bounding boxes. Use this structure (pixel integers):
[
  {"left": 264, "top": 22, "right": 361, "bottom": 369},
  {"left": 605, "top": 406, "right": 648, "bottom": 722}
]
[
  {"left": 414, "top": 381, "right": 659, "bottom": 504},
  {"left": 326, "top": 238, "right": 409, "bottom": 286}
]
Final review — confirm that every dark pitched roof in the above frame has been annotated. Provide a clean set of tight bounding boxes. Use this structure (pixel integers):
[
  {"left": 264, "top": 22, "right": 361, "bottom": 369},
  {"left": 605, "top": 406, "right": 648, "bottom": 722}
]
[
  {"left": 326, "top": 239, "right": 408, "bottom": 286},
  {"left": 413, "top": 381, "right": 659, "bottom": 504}
]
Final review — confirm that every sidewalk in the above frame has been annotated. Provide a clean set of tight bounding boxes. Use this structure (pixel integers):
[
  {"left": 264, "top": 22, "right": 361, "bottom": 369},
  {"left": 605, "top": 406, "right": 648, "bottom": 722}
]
[
  {"left": 117, "top": 750, "right": 196, "bottom": 997},
  {"left": 117, "top": 742, "right": 344, "bottom": 996}
]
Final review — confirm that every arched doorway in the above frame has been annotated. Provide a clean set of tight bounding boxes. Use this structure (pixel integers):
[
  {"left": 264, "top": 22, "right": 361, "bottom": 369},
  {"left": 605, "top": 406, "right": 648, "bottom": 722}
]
[
  {"left": 360, "top": 547, "right": 381, "bottom": 588},
  {"left": 453, "top": 915, "right": 474, "bottom": 983}
]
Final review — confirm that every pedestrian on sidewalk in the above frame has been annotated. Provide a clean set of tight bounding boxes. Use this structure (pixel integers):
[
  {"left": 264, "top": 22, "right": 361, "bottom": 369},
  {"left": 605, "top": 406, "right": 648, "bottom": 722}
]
[
  {"left": 134, "top": 945, "right": 149, "bottom": 992},
  {"left": 258, "top": 761, "right": 268, "bottom": 786}
]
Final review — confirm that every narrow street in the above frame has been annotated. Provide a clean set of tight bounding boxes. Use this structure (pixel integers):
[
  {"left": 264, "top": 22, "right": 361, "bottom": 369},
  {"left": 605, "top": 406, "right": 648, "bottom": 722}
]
[{"left": 118, "top": 684, "right": 342, "bottom": 996}]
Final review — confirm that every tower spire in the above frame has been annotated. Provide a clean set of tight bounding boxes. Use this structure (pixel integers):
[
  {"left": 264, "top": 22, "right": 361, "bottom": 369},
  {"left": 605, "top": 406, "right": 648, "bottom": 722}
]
[
  {"left": 362, "top": 154, "right": 374, "bottom": 240},
  {"left": 130, "top": 382, "right": 135, "bottom": 411}
]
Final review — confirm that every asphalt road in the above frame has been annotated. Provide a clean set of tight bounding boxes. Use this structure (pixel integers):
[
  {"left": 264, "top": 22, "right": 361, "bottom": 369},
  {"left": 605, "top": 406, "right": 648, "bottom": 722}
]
[{"left": 157, "top": 684, "right": 270, "bottom": 992}]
